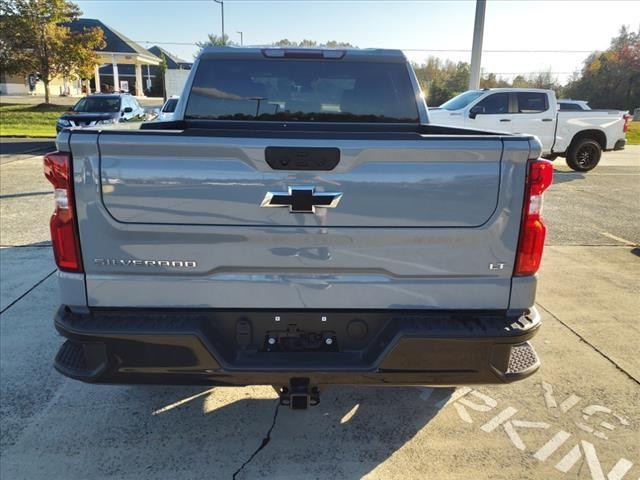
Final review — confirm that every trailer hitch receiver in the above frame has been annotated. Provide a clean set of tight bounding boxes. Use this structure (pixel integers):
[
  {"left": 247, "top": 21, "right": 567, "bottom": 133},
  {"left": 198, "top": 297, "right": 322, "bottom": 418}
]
[{"left": 278, "top": 378, "right": 320, "bottom": 409}]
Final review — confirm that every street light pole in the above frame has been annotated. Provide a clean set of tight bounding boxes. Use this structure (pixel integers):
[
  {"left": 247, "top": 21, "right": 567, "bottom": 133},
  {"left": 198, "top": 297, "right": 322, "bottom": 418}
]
[
  {"left": 469, "top": 0, "right": 486, "bottom": 90},
  {"left": 214, "top": 0, "right": 225, "bottom": 44},
  {"left": 237, "top": 31, "right": 243, "bottom": 46}
]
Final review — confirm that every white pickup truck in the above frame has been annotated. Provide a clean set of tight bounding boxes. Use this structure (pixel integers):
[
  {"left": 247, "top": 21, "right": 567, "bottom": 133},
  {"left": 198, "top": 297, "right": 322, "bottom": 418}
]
[{"left": 429, "top": 88, "right": 630, "bottom": 171}]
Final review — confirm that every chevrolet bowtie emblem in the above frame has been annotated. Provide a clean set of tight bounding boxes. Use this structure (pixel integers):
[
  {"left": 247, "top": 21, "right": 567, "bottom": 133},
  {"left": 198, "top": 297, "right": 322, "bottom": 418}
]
[{"left": 261, "top": 186, "right": 343, "bottom": 214}]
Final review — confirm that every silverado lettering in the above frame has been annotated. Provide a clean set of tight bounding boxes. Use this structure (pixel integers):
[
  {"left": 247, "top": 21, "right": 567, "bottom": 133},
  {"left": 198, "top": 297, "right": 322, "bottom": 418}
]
[{"left": 93, "top": 259, "right": 198, "bottom": 268}]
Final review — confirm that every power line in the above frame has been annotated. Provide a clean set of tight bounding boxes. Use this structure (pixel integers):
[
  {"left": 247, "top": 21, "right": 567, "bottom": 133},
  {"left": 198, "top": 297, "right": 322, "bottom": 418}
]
[
  {"left": 404, "top": 49, "right": 594, "bottom": 54},
  {"left": 136, "top": 40, "right": 197, "bottom": 45}
]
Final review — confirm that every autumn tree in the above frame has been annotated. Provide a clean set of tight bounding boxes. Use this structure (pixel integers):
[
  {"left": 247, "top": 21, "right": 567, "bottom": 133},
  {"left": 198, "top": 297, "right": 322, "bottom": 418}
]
[
  {"left": 0, "top": 0, "right": 105, "bottom": 103},
  {"left": 564, "top": 26, "right": 640, "bottom": 111}
]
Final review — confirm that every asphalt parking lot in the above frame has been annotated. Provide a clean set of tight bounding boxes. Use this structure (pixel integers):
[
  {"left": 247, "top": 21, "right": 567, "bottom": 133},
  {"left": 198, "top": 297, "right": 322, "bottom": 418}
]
[{"left": 1, "top": 139, "right": 638, "bottom": 479}]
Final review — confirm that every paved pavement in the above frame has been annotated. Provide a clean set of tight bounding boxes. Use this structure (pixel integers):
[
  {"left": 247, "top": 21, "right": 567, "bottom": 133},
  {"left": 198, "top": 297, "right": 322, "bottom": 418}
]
[
  {"left": 0, "top": 143, "right": 638, "bottom": 479},
  {"left": 0, "top": 138, "right": 55, "bottom": 165}
]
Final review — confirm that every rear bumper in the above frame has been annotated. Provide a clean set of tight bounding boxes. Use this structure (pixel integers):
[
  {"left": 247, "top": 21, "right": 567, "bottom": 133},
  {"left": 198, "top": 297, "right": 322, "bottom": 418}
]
[{"left": 54, "top": 306, "right": 541, "bottom": 386}]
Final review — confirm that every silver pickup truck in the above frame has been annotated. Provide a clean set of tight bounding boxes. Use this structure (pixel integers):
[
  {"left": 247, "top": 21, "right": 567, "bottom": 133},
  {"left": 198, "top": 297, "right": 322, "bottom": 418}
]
[{"left": 47, "top": 47, "right": 553, "bottom": 409}]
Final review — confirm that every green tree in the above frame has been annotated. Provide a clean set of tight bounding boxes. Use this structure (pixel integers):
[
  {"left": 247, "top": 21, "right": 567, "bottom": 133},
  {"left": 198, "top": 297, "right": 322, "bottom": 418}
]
[
  {"left": 196, "top": 33, "right": 235, "bottom": 55},
  {"left": 529, "top": 69, "right": 559, "bottom": 90},
  {"left": 272, "top": 39, "right": 354, "bottom": 48},
  {"left": 480, "top": 72, "right": 511, "bottom": 89},
  {"left": 512, "top": 75, "right": 530, "bottom": 88},
  {"left": 157, "top": 56, "right": 167, "bottom": 101},
  {"left": 413, "top": 56, "right": 565, "bottom": 106},
  {"left": 324, "top": 40, "right": 354, "bottom": 48},
  {"left": 413, "top": 57, "right": 470, "bottom": 106},
  {"left": 564, "top": 25, "right": 640, "bottom": 111},
  {"left": 273, "top": 38, "right": 296, "bottom": 47},
  {"left": 0, "top": 0, "right": 105, "bottom": 103}
]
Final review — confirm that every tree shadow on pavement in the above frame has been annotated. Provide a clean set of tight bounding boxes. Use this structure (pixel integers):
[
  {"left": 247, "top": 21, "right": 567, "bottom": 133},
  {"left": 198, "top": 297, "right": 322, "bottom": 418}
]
[
  {"left": 551, "top": 169, "right": 586, "bottom": 185},
  {"left": 0, "top": 138, "right": 55, "bottom": 156},
  {"left": 72, "top": 384, "right": 454, "bottom": 480},
  {"left": 140, "top": 384, "right": 453, "bottom": 479}
]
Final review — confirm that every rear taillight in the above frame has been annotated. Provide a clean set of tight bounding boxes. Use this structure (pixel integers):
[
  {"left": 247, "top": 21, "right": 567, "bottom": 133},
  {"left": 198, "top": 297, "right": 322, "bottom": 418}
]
[
  {"left": 514, "top": 159, "right": 554, "bottom": 276},
  {"left": 44, "top": 151, "right": 83, "bottom": 272},
  {"left": 623, "top": 114, "right": 631, "bottom": 133}
]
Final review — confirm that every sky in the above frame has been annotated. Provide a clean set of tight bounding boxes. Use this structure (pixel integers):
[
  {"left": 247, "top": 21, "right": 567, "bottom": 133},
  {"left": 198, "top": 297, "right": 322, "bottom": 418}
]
[{"left": 75, "top": 0, "right": 640, "bottom": 84}]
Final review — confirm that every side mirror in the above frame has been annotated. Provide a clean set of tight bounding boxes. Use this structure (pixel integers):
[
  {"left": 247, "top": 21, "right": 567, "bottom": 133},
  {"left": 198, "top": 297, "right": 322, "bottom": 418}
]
[
  {"left": 67, "top": 107, "right": 74, "bottom": 111},
  {"left": 123, "top": 107, "right": 133, "bottom": 114},
  {"left": 469, "top": 106, "right": 484, "bottom": 119}
]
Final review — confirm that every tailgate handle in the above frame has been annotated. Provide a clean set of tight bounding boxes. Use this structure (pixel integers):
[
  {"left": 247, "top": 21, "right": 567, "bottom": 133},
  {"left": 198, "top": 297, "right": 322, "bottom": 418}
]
[{"left": 265, "top": 147, "right": 340, "bottom": 171}]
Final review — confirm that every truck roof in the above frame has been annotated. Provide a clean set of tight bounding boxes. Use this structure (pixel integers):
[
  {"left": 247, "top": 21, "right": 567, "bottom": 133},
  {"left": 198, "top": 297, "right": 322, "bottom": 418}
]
[
  {"left": 198, "top": 46, "right": 408, "bottom": 63},
  {"left": 473, "top": 87, "right": 555, "bottom": 94}
]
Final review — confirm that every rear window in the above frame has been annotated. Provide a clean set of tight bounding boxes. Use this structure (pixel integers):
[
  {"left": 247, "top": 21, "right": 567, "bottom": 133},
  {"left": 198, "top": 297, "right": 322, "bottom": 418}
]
[
  {"left": 185, "top": 59, "right": 419, "bottom": 123},
  {"left": 475, "top": 93, "right": 509, "bottom": 114},
  {"left": 559, "top": 102, "right": 581, "bottom": 111},
  {"left": 517, "top": 92, "right": 548, "bottom": 113}
]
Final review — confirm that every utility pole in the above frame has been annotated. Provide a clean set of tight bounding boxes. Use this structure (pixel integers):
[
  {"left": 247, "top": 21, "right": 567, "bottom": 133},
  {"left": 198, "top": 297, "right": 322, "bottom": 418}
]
[
  {"left": 214, "top": 0, "right": 225, "bottom": 44},
  {"left": 237, "top": 31, "right": 243, "bottom": 46},
  {"left": 469, "top": 0, "right": 486, "bottom": 89}
]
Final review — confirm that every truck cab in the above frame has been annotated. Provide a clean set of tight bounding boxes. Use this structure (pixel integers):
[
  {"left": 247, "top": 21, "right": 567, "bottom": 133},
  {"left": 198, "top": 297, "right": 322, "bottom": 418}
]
[{"left": 433, "top": 88, "right": 557, "bottom": 152}]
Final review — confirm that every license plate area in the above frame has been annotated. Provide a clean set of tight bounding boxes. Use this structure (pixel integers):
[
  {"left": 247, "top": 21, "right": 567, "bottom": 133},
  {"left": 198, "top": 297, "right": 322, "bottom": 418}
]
[{"left": 263, "top": 326, "right": 338, "bottom": 352}]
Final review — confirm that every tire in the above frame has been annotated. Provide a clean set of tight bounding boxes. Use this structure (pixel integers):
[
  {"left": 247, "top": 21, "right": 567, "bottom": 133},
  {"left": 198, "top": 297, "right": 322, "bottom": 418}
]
[{"left": 566, "top": 138, "right": 602, "bottom": 172}]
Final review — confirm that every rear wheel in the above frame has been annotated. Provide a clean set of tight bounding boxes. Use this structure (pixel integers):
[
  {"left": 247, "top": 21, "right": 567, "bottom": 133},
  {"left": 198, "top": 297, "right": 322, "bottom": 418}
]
[{"left": 566, "top": 138, "right": 602, "bottom": 172}]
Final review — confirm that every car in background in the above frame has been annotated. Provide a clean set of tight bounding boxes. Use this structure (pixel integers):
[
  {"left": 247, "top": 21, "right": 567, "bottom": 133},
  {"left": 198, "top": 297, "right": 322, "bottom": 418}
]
[
  {"left": 142, "top": 106, "right": 160, "bottom": 121},
  {"left": 558, "top": 99, "right": 591, "bottom": 111},
  {"left": 56, "top": 93, "right": 145, "bottom": 132},
  {"left": 156, "top": 96, "right": 179, "bottom": 122}
]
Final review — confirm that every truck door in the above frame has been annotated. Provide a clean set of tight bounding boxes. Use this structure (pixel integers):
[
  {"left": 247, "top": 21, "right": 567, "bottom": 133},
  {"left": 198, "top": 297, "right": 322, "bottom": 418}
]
[
  {"left": 510, "top": 91, "right": 556, "bottom": 153},
  {"left": 465, "top": 92, "right": 513, "bottom": 132}
]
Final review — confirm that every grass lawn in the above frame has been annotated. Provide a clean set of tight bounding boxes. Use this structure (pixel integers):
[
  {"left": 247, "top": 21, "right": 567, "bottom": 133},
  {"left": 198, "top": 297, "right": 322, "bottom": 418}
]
[
  {"left": 0, "top": 103, "right": 68, "bottom": 137},
  {"left": 626, "top": 121, "right": 640, "bottom": 145}
]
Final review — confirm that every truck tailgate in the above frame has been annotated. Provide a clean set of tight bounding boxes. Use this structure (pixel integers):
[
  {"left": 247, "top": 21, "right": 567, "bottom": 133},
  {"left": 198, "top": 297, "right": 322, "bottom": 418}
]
[
  {"left": 70, "top": 130, "right": 532, "bottom": 310},
  {"left": 99, "top": 134, "right": 500, "bottom": 228}
]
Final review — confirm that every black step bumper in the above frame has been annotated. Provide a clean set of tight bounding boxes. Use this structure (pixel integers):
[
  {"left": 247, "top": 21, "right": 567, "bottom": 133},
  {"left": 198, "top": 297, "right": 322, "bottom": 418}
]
[{"left": 54, "top": 306, "right": 541, "bottom": 386}]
